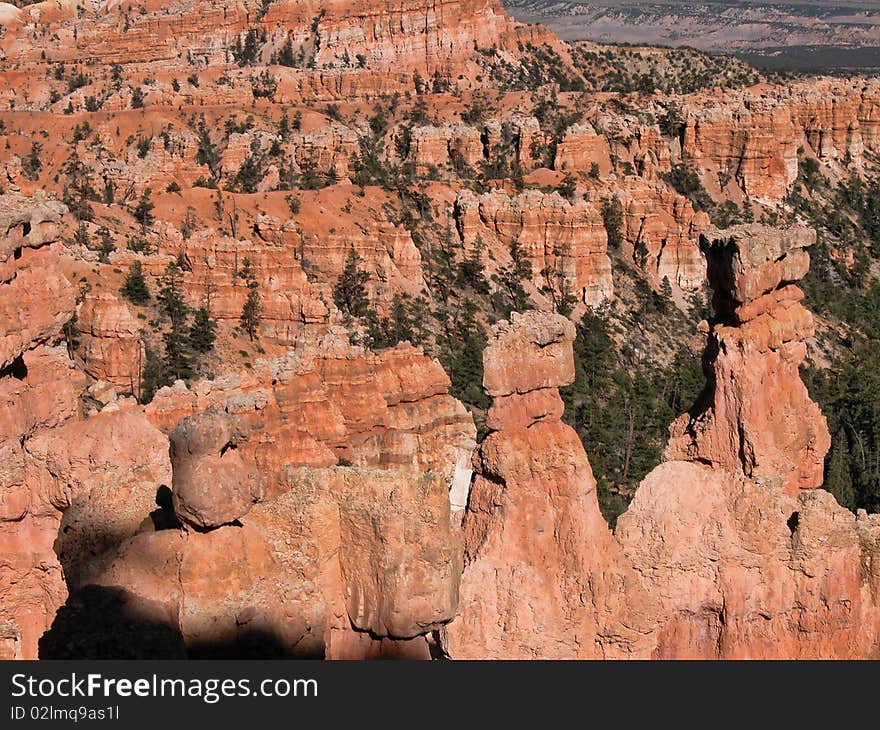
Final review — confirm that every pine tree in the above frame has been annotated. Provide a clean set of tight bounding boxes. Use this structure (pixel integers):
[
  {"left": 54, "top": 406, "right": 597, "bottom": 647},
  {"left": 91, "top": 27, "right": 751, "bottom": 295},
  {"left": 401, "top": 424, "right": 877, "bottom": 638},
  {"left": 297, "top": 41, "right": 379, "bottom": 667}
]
[
  {"left": 121, "top": 261, "right": 150, "bottom": 304},
  {"left": 558, "top": 173, "right": 577, "bottom": 201},
  {"left": 427, "top": 234, "right": 462, "bottom": 302},
  {"left": 163, "top": 322, "right": 194, "bottom": 382},
  {"left": 826, "top": 429, "right": 856, "bottom": 510},
  {"left": 73, "top": 221, "right": 90, "bottom": 248},
  {"left": 492, "top": 238, "right": 532, "bottom": 317},
  {"left": 158, "top": 262, "right": 188, "bottom": 326},
  {"left": 130, "top": 86, "right": 145, "bottom": 108},
  {"left": 240, "top": 284, "right": 261, "bottom": 341},
  {"left": 333, "top": 248, "right": 370, "bottom": 318},
  {"left": 189, "top": 307, "right": 217, "bottom": 353},
  {"left": 601, "top": 196, "right": 624, "bottom": 249},
  {"left": 139, "top": 345, "right": 171, "bottom": 404},
  {"left": 456, "top": 235, "right": 490, "bottom": 296},
  {"left": 132, "top": 188, "right": 155, "bottom": 230},
  {"left": 388, "top": 293, "right": 415, "bottom": 344},
  {"left": 444, "top": 298, "right": 489, "bottom": 410},
  {"left": 158, "top": 262, "right": 192, "bottom": 380},
  {"left": 238, "top": 256, "right": 255, "bottom": 282},
  {"left": 363, "top": 308, "right": 389, "bottom": 350}
]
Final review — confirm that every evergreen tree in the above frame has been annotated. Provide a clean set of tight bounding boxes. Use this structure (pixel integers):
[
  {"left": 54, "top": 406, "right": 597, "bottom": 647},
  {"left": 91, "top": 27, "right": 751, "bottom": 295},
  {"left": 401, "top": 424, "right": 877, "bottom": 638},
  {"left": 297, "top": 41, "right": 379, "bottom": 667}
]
[
  {"left": 158, "top": 262, "right": 188, "bottom": 325},
  {"left": 132, "top": 188, "right": 155, "bottom": 230},
  {"left": 601, "top": 196, "right": 624, "bottom": 249},
  {"left": 238, "top": 256, "right": 256, "bottom": 282},
  {"left": 456, "top": 235, "right": 490, "bottom": 296},
  {"left": 426, "top": 234, "right": 461, "bottom": 302},
  {"left": 560, "top": 311, "right": 704, "bottom": 527},
  {"left": 158, "top": 262, "right": 193, "bottom": 381},
  {"left": 162, "top": 321, "right": 194, "bottom": 382},
  {"left": 665, "top": 345, "right": 705, "bottom": 416},
  {"left": 232, "top": 140, "right": 264, "bottom": 193},
  {"left": 333, "top": 248, "right": 370, "bottom": 318},
  {"left": 492, "top": 238, "right": 532, "bottom": 317},
  {"left": 363, "top": 308, "right": 389, "bottom": 350},
  {"left": 826, "top": 430, "right": 856, "bottom": 510},
  {"left": 189, "top": 307, "right": 217, "bottom": 353},
  {"left": 97, "top": 226, "right": 114, "bottom": 262},
  {"left": 241, "top": 285, "right": 261, "bottom": 341},
  {"left": 73, "top": 221, "right": 90, "bottom": 247},
  {"left": 120, "top": 261, "right": 150, "bottom": 304},
  {"left": 139, "top": 345, "right": 171, "bottom": 404},
  {"left": 445, "top": 299, "right": 490, "bottom": 411},
  {"left": 558, "top": 173, "right": 577, "bottom": 201},
  {"left": 388, "top": 293, "right": 415, "bottom": 344}
]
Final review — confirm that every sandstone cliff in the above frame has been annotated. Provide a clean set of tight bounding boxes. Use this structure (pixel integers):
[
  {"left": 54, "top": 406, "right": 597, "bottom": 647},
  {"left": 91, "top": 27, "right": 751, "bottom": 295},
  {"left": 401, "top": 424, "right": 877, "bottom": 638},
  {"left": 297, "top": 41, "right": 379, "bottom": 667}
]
[
  {"left": 665, "top": 224, "right": 831, "bottom": 494},
  {"left": 2, "top": 0, "right": 880, "bottom": 663}
]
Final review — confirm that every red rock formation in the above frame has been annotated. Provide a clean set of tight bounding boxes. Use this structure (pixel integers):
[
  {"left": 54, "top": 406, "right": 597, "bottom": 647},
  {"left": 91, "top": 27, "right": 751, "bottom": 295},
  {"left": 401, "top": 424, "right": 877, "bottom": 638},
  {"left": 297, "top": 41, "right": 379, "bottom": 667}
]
[
  {"left": 446, "top": 305, "right": 880, "bottom": 660},
  {"left": 445, "top": 311, "right": 655, "bottom": 659},
  {"left": 407, "top": 124, "right": 484, "bottom": 178},
  {"left": 454, "top": 188, "right": 613, "bottom": 307},
  {"left": 75, "top": 291, "right": 143, "bottom": 392},
  {"left": 679, "top": 79, "right": 880, "bottom": 202},
  {"left": 169, "top": 407, "right": 264, "bottom": 529},
  {"left": 665, "top": 224, "right": 830, "bottom": 494},
  {"left": 4, "top": 0, "right": 880, "bottom": 664},
  {"left": 682, "top": 105, "right": 800, "bottom": 202},
  {"left": 144, "top": 336, "right": 477, "bottom": 507},
  {"left": 603, "top": 177, "right": 709, "bottom": 289},
  {"left": 79, "top": 464, "right": 461, "bottom": 659},
  {"left": 0, "top": 194, "right": 73, "bottom": 369},
  {"left": 2, "top": 402, "right": 169, "bottom": 659},
  {"left": 554, "top": 123, "right": 613, "bottom": 176},
  {"left": 1, "top": 0, "right": 518, "bottom": 98},
  {"left": 617, "top": 462, "right": 880, "bottom": 659},
  {"left": 0, "top": 195, "right": 80, "bottom": 659},
  {"left": 121, "top": 186, "right": 430, "bottom": 336}
]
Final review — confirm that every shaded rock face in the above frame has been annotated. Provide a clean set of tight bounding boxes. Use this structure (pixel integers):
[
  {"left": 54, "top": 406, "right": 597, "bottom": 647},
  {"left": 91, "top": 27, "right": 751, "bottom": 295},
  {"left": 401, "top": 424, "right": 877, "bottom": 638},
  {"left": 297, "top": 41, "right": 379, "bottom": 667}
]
[
  {"left": 2, "top": 406, "right": 170, "bottom": 660},
  {"left": 71, "top": 467, "right": 461, "bottom": 659},
  {"left": 445, "top": 311, "right": 656, "bottom": 659},
  {"left": 0, "top": 193, "right": 78, "bottom": 659},
  {"left": 0, "top": 197, "right": 171, "bottom": 655},
  {"left": 0, "top": 195, "right": 476, "bottom": 659},
  {"left": 665, "top": 224, "right": 830, "bottom": 494}
]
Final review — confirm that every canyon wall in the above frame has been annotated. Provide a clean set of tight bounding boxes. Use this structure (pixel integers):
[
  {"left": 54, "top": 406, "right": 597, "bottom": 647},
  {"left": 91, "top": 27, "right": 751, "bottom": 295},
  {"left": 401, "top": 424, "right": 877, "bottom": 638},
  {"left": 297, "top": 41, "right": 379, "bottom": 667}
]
[{"left": 2, "top": 0, "right": 880, "bottom": 662}]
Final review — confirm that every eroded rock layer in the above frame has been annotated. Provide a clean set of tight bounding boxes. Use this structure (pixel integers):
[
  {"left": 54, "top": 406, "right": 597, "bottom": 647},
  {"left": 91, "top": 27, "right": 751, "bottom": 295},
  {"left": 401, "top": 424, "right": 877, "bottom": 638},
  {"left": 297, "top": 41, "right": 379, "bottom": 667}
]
[
  {"left": 1, "top": 0, "right": 880, "bottom": 662},
  {"left": 665, "top": 224, "right": 831, "bottom": 494},
  {"left": 445, "top": 311, "right": 656, "bottom": 659}
]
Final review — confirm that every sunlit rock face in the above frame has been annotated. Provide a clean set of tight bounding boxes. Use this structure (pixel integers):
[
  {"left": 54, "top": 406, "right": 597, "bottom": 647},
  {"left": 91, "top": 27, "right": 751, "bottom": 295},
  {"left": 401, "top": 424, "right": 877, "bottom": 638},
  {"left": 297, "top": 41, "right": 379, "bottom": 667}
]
[{"left": 665, "top": 224, "right": 830, "bottom": 495}]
